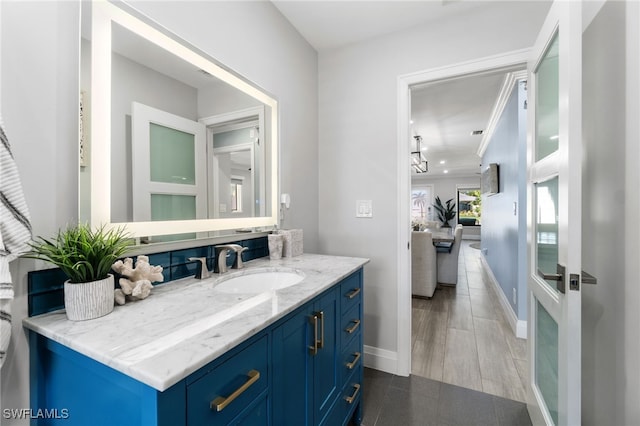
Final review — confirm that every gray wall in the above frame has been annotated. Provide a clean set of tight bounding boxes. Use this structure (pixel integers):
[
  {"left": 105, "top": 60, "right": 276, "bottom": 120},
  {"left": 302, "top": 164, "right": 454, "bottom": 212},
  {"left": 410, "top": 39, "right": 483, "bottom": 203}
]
[
  {"left": 480, "top": 82, "right": 527, "bottom": 320},
  {"left": 581, "top": 1, "right": 640, "bottom": 424},
  {"left": 317, "top": 1, "right": 549, "bottom": 364},
  {"left": 0, "top": 1, "right": 318, "bottom": 421}
]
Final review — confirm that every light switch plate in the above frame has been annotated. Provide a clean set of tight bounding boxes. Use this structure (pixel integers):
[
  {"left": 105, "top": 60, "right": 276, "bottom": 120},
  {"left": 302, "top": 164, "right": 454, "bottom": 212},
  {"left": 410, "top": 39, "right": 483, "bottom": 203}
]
[{"left": 356, "top": 200, "right": 373, "bottom": 218}]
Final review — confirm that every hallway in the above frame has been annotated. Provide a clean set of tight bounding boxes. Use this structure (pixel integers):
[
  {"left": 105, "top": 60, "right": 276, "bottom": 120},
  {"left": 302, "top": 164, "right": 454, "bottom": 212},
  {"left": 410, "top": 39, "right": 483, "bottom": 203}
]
[{"left": 411, "top": 241, "right": 528, "bottom": 402}]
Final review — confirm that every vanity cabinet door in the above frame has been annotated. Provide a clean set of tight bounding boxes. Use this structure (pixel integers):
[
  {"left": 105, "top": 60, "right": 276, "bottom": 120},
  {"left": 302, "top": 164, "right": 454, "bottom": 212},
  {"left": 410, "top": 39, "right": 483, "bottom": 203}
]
[
  {"left": 312, "top": 287, "right": 340, "bottom": 424},
  {"left": 272, "top": 286, "right": 340, "bottom": 426}
]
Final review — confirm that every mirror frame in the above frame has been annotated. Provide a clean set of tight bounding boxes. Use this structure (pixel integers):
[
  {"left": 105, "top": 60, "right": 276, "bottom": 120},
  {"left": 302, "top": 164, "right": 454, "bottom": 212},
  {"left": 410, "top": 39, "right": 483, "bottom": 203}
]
[{"left": 88, "top": 1, "right": 279, "bottom": 237}]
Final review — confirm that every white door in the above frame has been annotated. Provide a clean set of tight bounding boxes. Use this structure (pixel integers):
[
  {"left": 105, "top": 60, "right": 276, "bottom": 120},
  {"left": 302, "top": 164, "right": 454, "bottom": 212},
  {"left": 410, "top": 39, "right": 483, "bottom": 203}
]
[
  {"left": 527, "top": 2, "right": 583, "bottom": 425},
  {"left": 131, "top": 102, "right": 207, "bottom": 225}
]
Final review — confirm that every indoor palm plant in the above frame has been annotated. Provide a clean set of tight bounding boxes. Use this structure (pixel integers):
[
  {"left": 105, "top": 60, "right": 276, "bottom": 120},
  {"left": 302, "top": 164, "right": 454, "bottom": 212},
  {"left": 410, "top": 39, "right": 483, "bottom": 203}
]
[
  {"left": 27, "top": 224, "right": 131, "bottom": 321},
  {"left": 433, "top": 196, "right": 457, "bottom": 228}
]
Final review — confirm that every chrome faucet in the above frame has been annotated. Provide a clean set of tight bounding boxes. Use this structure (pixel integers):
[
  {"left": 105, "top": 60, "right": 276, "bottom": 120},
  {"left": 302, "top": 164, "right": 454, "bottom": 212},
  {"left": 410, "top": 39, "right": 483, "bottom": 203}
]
[
  {"left": 187, "top": 257, "right": 210, "bottom": 279},
  {"left": 214, "top": 244, "right": 249, "bottom": 273}
]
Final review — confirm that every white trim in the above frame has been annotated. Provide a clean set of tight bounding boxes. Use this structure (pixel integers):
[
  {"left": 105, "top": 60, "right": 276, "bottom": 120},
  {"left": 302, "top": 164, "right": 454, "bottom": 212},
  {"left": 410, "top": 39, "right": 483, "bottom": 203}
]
[
  {"left": 477, "top": 70, "right": 528, "bottom": 157},
  {"left": 480, "top": 255, "right": 527, "bottom": 339},
  {"left": 363, "top": 345, "right": 399, "bottom": 376},
  {"left": 397, "top": 49, "right": 530, "bottom": 377}
]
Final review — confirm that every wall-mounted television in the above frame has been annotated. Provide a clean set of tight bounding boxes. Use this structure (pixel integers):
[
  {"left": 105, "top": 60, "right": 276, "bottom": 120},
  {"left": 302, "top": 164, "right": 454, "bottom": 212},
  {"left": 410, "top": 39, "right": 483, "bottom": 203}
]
[{"left": 482, "top": 163, "right": 499, "bottom": 195}]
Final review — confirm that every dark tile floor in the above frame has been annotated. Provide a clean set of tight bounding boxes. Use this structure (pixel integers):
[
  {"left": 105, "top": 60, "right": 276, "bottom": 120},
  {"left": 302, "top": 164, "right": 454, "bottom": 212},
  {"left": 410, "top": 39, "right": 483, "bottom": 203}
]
[{"left": 360, "top": 368, "right": 532, "bottom": 426}]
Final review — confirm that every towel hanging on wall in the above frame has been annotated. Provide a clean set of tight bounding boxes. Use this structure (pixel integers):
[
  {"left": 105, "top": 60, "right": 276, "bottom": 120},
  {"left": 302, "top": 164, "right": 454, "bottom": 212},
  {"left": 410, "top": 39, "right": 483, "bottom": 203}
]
[{"left": 0, "top": 118, "right": 32, "bottom": 369}]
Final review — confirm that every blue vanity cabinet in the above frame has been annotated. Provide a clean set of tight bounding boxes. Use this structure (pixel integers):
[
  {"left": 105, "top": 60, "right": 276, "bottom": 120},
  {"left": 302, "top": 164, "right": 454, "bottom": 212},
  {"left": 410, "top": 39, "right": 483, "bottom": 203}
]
[{"left": 28, "top": 267, "right": 364, "bottom": 426}]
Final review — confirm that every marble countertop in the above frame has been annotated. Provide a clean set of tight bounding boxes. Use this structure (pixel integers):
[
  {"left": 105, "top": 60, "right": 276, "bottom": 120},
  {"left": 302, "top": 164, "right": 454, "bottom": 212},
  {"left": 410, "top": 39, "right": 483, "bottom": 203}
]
[{"left": 23, "top": 254, "right": 369, "bottom": 392}]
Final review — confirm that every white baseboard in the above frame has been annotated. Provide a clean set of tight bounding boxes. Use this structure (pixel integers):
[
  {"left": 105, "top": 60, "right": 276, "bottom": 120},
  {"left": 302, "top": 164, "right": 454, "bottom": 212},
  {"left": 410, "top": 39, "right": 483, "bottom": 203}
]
[
  {"left": 479, "top": 255, "right": 527, "bottom": 339},
  {"left": 363, "top": 345, "right": 402, "bottom": 375}
]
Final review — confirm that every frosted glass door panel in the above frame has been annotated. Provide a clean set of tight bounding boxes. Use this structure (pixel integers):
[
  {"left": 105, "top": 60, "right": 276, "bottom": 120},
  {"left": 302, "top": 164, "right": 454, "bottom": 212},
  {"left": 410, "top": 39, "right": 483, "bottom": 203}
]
[
  {"left": 150, "top": 194, "right": 196, "bottom": 242},
  {"left": 536, "top": 301, "right": 559, "bottom": 425},
  {"left": 150, "top": 123, "right": 196, "bottom": 185},
  {"left": 535, "top": 33, "right": 559, "bottom": 161},
  {"left": 536, "top": 177, "right": 559, "bottom": 291}
]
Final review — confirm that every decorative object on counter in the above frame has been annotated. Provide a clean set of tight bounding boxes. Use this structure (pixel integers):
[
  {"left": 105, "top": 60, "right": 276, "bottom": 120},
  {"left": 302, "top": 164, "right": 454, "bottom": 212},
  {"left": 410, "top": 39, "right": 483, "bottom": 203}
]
[
  {"left": 277, "top": 229, "right": 303, "bottom": 257},
  {"left": 112, "top": 255, "right": 164, "bottom": 305},
  {"left": 432, "top": 196, "right": 457, "bottom": 228},
  {"left": 268, "top": 234, "right": 284, "bottom": 260},
  {"left": 26, "top": 224, "right": 131, "bottom": 321}
]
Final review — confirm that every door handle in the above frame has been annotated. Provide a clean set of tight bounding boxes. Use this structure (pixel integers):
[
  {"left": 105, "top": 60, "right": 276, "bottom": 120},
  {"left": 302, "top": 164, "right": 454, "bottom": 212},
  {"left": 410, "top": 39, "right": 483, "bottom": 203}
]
[
  {"left": 537, "top": 264, "right": 566, "bottom": 293},
  {"left": 582, "top": 271, "right": 597, "bottom": 285}
]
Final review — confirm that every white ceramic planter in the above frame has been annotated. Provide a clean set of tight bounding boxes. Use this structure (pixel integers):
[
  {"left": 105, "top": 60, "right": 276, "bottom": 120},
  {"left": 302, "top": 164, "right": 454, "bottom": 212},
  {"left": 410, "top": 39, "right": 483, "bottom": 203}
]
[{"left": 64, "top": 274, "right": 115, "bottom": 321}]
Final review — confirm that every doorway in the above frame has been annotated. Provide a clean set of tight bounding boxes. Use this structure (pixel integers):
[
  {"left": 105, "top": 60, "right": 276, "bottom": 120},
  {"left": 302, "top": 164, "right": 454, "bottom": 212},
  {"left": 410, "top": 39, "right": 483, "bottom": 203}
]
[{"left": 397, "top": 50, "right": 530, "bottom": 377}]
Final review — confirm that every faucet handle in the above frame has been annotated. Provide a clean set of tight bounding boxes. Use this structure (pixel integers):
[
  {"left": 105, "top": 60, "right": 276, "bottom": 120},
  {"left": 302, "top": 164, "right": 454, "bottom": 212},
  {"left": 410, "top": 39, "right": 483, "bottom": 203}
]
[
  {"left": 188, "top": 257, "right": 210, "bottom": 279},
  {"left": 231, "top": 246, "right": 249, "bottom": 269}
]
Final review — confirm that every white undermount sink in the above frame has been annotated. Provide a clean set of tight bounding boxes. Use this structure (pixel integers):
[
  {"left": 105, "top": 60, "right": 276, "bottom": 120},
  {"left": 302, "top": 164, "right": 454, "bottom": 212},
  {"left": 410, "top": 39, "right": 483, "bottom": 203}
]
[{"left": 214, "top": 268, "right": 305, "bottom": 293}]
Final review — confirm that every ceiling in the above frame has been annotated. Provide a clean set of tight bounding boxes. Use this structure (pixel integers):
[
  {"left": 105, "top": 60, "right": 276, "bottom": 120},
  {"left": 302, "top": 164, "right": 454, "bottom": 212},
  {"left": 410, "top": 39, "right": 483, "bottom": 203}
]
[
  {"left": 410, "top": 68, "right": 523, "bottom": 177},
  {"left": 270, "top": 0, "right": 550, "bottom": 178}
]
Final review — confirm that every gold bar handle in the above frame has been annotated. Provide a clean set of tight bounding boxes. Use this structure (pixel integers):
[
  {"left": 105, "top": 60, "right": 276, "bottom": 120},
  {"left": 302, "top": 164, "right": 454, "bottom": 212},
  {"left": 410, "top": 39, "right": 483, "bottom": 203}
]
[
  {"left": 345, "top": 383, "right": 361, "bottom": 404},
  {"left": 211, "top": 370, "right": 260, "bottom": 412},
  {"left": 309, "top": 314, "right": 319, "bottom": 355},
  {"left": 345, "top": 319, "right": 361, "bottom": 334},
  {"left": 346, "top": 288, "right": 361, "bottom": 299},
  {"left": 346, "top": 352, "right": 361, "bottom": 370},
  {"left": 317, "top": 311, "right": 325, "bottom": 349}
]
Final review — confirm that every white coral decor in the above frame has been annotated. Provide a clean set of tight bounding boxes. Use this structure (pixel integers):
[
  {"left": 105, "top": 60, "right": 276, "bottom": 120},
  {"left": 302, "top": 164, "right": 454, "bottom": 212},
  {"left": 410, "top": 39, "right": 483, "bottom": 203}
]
[{"left": 111, "top": 255, "right": 164, "bottom": 305}]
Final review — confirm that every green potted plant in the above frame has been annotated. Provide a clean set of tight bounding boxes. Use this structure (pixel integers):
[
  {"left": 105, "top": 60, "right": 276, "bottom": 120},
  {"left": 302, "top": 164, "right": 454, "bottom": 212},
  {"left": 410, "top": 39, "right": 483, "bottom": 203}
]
[
  {"left": 433, "top": 196, "right": 457, "bottom": 228},
  {"left": 26, "top": 224, "right": 131, "bottom": 321}
]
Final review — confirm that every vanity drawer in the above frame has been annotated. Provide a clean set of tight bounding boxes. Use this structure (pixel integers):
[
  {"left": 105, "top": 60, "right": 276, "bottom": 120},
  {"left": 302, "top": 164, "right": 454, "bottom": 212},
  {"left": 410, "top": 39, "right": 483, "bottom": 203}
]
[
  {"left": 321, "top": 380, "right": 362, "bottom": 426},
  {"left": 187, "top": 335, "right": 269, "bottom": 425},
  {"left": 340, "top": 271, "right": 362, "bottom": 315},
  {"left": 340, "top": 302, "right": 362, "bottom": 348},
  {"left": 340, "top": 333, "right": 362, "bottom": 385}
]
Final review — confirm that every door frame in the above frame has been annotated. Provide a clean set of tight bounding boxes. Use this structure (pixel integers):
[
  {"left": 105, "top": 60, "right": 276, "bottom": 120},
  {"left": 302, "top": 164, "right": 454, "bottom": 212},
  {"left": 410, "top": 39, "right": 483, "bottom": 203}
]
[{"left": 396, "top": 49, "right": 530, "bottom": 376}]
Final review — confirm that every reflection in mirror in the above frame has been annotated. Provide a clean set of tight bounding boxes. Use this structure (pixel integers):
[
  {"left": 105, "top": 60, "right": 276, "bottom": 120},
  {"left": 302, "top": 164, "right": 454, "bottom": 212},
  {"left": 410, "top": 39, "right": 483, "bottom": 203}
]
[{"left": 79, "top": 2, "right": 278, "bottom": 243}]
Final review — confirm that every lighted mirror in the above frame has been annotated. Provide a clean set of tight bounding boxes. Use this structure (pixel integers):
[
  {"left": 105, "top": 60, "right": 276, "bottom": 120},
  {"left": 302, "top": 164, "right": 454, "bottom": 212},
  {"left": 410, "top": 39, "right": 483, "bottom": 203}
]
[{"left": 79, "top": 1, "right": 278, "bottom": 243}]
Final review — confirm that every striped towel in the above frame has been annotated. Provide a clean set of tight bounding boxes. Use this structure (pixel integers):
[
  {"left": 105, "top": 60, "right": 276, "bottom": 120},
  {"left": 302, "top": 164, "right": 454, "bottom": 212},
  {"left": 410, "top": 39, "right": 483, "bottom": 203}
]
[{"left": 0, "top": 119, "right": 32, "bottom": 369}]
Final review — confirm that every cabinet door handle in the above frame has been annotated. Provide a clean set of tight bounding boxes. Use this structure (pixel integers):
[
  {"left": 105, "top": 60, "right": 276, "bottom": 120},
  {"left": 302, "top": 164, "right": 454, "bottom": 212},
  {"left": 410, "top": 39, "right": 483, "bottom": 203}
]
[
  {"left": 346, "top": 288, "right": 361, "bottom": 299},
  {"left": 345, "top": 319, "right": 361, "bottom": 334},
  {"left": 317, "top": 311, "right": 325, "bottom": 349},
  {"left": 346, "top": 352, "right": 361, "bottom": 370},
  {"left": 211, "top": 370, "right": 260, "bottom": 412},
  {"left": 309, "top": 314, "right": 319, "bottom": 355},
  {"left": 345, "top": 383, "right": 361, "bottom": 404}
]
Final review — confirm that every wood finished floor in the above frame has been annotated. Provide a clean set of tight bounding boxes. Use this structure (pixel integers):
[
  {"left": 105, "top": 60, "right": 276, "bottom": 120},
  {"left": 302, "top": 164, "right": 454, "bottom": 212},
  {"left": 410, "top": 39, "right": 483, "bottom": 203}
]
[{"left": 411, "top": 241, "right": 528, "bottom": 403}]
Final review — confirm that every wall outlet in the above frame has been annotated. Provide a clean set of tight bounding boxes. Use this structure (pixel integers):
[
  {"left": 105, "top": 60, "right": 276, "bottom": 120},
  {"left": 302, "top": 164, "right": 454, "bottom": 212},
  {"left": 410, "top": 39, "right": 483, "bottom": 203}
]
[{"left": 512, "top": 288, "right": 517, "bottom": 305}]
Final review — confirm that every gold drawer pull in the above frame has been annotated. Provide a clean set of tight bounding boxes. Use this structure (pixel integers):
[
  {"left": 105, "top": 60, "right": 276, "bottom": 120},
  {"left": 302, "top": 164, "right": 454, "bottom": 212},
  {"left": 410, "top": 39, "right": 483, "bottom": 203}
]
[
  {"left": 346, "top": 288, "right": 361, "bottom": 299},
  {"left": 345, "top": 319, "right": 361, "bottom": 334},
  {"left": 318, "top": 311, "right": 325, "bottom": 349},
  {"left": 346, "top": 352, "right": 361, "bottom": 370},
  {"left": 345, "top": 383, "right": 361, "bottom": 404},
  {"left": 309, "top": 313, "right": 319, "bottom": 355},
  {"left": 211, "top": 370, "right": 260, "bottom": 412}
]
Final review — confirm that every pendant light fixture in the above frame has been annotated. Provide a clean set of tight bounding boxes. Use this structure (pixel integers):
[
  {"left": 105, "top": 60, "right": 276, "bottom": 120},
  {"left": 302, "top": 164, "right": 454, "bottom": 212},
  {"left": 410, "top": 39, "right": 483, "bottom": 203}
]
[{"left": 411, "top": 135, "right": 428, "bottom": 173}]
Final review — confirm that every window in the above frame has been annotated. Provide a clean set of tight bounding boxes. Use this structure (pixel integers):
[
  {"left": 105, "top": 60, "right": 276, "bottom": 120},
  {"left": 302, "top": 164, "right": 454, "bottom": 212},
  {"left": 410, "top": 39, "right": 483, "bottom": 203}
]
[{"left": 457, "top": 188, "right": 481, "bottom": 226}]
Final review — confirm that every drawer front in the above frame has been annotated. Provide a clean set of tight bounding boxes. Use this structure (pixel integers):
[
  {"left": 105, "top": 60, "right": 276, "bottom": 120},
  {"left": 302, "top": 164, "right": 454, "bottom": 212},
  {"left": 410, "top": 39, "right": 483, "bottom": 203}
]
[
  {"left": 187, "top": 335, "right": 269, "bottom": 425},
  {"left": 340, "top": 333, "right": 363, "bottom": 386},
  {"left": 340, "top": 271, "right": 362, "bottom": 315},
  {"left": 340, "top": 302, "right": 362, "bottom": 348},
  {"left": 321, "top": 380, "right": 362, "bottom": 426}
]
